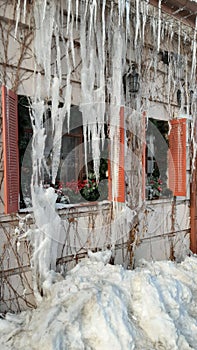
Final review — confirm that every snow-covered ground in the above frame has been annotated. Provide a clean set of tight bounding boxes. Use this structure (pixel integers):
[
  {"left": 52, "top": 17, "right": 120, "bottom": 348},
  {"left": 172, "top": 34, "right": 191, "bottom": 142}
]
[{"left": 1, "top": 253, "right": 197, "bottom": 350}]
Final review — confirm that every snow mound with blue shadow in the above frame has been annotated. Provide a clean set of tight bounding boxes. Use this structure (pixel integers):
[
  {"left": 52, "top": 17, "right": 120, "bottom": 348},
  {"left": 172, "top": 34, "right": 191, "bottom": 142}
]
[{"left": 1, "top": 254, "right": 197, "bottom": 350}]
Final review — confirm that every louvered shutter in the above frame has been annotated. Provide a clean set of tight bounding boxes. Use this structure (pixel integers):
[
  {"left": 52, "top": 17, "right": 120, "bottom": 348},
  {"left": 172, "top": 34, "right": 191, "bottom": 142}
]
[
  {"left": 108, "top": 106, "right": 125, "bottom": 202},
  {"left": 2, "top": 85, "right": 19, "bottom": 213},
  {"left": 168, "top": 118, "right": 186, "bottom": 197}
]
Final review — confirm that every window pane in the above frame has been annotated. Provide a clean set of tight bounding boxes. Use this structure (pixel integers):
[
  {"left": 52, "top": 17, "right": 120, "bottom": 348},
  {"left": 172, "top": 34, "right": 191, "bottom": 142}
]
[
  {"left": 145, "top": 118, "right": 172, "bottom": 200},
  {"left": 19, "top": 102, "right": 109, "bottom": 207}
]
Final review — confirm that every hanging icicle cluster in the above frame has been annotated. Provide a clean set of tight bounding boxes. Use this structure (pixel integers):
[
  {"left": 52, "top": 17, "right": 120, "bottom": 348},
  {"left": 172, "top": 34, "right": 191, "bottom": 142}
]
[{"left": 12, "top": 0, "right": 196, "bottom": 202}]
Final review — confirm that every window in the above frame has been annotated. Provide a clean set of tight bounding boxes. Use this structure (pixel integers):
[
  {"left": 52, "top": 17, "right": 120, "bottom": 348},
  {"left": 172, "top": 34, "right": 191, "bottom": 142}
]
[
  {"left": 145, "top": 118, "right": 170, "bottom": 200},
  {"left": 2, "top": 86, "right": 125, "bottom": 213},
  {"left": 19, "top": 101, "right": 109, "bottom": 208},
  {"left": 145, "top": 117, "right": 187, "bottom": 200},
  {"left": 18, "top": 96, "right": 33, "bottom": 209},
  {"left": 54, "top": 114, "right": 110, "bottom": 205}
]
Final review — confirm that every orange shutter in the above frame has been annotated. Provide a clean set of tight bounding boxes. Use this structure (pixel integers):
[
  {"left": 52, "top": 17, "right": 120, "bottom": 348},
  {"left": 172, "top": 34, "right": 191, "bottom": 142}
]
[
  {"left": 168, "top": 118, "right": 186, "bottom": 197},
  {"left": 108, "top": 106, "right": 125, "bottom": 202},
  {"left": 2, "top": 85, "right": 19, "bottom": 213}
]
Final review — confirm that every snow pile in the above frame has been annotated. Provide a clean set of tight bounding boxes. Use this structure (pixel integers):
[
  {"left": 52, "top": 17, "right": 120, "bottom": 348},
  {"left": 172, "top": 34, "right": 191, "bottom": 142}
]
[{"left": 1, "top": 254, "right": 197, "bottom": 350}]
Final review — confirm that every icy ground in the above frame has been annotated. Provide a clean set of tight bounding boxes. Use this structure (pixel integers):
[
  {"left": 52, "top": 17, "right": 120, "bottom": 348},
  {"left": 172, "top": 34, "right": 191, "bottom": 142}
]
[{"left": 1, "top": 254, "right": 197, "bottom": 350}]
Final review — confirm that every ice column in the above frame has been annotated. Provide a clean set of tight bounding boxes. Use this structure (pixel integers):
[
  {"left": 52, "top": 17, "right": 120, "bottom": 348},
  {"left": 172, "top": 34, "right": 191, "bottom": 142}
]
[
  {"left": 28, "top": 0, "right": 73, "bottom": 300},
  {"left": 34, "top": 1, "right": 55, "bottom": 96},
  {"left": 80, "top": 1, "right": 106, "bottom": 180}
]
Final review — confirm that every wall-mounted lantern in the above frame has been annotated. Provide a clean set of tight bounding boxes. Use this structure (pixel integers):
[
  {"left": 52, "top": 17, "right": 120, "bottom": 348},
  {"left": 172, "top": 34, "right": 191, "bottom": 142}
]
[
  {"left": 123, "top": 64, "right": 140, "bottom": 97},
  {"left": 162, "top": 51, "right": 170, "bottom": 65},
  {"left": 177, "top": 89, "right": 181, "bottom": 107}
]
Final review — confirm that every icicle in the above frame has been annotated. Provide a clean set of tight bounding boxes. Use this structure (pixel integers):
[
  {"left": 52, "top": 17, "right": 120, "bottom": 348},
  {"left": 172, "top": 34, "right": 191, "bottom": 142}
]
[
  {"left": 14, "top": 0, "right": 21, "bottom": 38},
  {"left": 94, "top": 0, "right": 97, "bottom": 29},
  {"left": 69, "top": 9, "right": 76, "bottom": 67},
  {"left": 66, "top": 0, "right": 71, "bottom": 34},
  {"left": 89, "top": 0, "right": 97, "bottom": 41},
  {"left": 33, "top": 70, "right": 41, "bottom": 102},
  {"left": 42, "top": 0, "right": 47, "bottom": 23},
  {"left": 141, "top": 0, "right": 147, "bottom": 45},
  {"left": 84, "top": 0, "right": 89, "bottom": 21},
  {"left": 76, "top": 0, "right": 79, "bottom": 30},
  {"left": 151, "top": 8, "right": 156, "bottom": 47},
  {"left": 83, "top": 124, "right": 89, "bottom": 178},
  {"left": 96, "top": 9, "right": 106, "bottom": 149},
  {"left": 170, "top": 23, "right": 174, "bottom": 42},
  {"left": 102, "top": 0, "right": 106, "bottom": 53},
  {"left": 30, "top": 76, "right": 64, "bottom": 300},
  {"left": 118, "top": 0, "right": 121, "bottom": 25},
  {"left": 60, "top": 0, "right": 64, "bottom": 32},
  {"left": 126, "top": 0, "right": 130, "bottom": 39},
  {"left": 92, "top": 123, "right": 101, "bottom": 181},
  {"left": 190, "top": 17, "right": 197, "bottom": 83},
  {"left": 157, "top": 0, "right": 161, "bottom": 52},
  {"left": 178, "top": 22, "right": 181, "bottom": 58},
  {"left": 23, "top": 0, "right": 27, "bottom": 22},
  {"left": 30, "top": 100, "right": 46, "bottom": 183},
  {"left": 109, "top": 29, "right": 124, "bottom": 202},
  {"left": 135, "top": 0, "right": 140, "bottom": 48},
  {"left": 54, "top": 24, "right": 62, "bottom": 83},
  {"left": 51, "top": 77, "right": 63, "bottom": 184},
  {"left": 34, "top": 0, "right": 55, "bottom": 96},
  {"left": 79, "top": 8, "right": 89, "bottom": 178},
  {"left": 64, "top": 71, "right": 72, "bottom": 133},
  {"left": 167, "top": 59, "right": 172, "bottom": 108}
]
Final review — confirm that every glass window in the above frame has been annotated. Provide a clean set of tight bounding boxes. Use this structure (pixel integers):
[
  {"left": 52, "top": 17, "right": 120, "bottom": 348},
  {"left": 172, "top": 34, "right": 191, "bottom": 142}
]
[
  {"left": 145, "top": 118, "right": 172, "bottom": 200},
  {"left": 18, "top": 99, "right": 109, "bottom": 208}
]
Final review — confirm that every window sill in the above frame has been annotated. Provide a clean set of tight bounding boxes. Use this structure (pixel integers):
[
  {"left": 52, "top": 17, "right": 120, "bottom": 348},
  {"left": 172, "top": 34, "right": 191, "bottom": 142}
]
[
  {"left": 19, "top": 200, "right": 113, "bottom": 216},
  {"left": 146, "top": 197, "right": 173, "bottom": 205},
  {"left": 57, "top": 200, "right": 113, "bottom": 218},
  {"left": 146, "top": 196, "right": 190, "bottom": 205}
]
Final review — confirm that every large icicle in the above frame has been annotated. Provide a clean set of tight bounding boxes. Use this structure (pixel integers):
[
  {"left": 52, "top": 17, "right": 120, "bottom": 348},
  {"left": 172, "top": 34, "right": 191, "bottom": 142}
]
[
  {"left": 109, "top": 28, "right": 124, "bottom": 202},
  {"left": 190, "top": 17, "right": 197, "bottom": 85},
  {"left": 51, "top": 77, "right": 62, "bottom": 184},
  {"left": 80, "top": 1, "right": 106, "bottom": 181},
  {"left": 34, "top": 1, "right": 55, "bottom": 96},
  {"left": 134, "top": 0, "right": 140, "bottom": 48},
  {"left": 23, "top": 0, "right": 27, "bottom": 22},
  {"left": 14, "top": 0, "right": 21, "bottom": 38},
  {"left": 28, "top": 0, "right": 71, "bottom": 301},
  {"left": 157, "top": 0, "right": 161, "bottom": 52},
  {"left": 29, "top": 89, "right": 62, "bottom": 300}
]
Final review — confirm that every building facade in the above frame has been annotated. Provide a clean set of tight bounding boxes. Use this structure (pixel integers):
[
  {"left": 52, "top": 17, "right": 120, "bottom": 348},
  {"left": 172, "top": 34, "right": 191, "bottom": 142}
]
[{"left": 0, "top": 0, "right": 196, "bottom": 312}]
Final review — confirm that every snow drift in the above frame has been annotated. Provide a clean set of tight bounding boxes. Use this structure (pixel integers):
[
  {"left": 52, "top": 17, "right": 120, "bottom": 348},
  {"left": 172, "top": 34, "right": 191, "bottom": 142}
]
[{"left": 1, "top": 254, "right": 197, "bottom": 350}]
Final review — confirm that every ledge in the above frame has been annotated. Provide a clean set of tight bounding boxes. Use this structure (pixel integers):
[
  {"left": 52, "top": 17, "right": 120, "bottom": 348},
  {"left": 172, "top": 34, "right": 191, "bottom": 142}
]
[
  {"left": 57, "top": 200, "right": 113, "bottom": 218},
  {"left": 146, "top": 197, "right": 190, "bottom": 205},
  {"left": 6, "top": 200, "right": 113, "bottom": 222}
]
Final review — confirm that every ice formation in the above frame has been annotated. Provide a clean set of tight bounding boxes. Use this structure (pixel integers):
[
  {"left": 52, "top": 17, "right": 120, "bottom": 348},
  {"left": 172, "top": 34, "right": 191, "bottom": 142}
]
[{"left": 12, "top": 0, "right": 197, "bottom": 298}]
